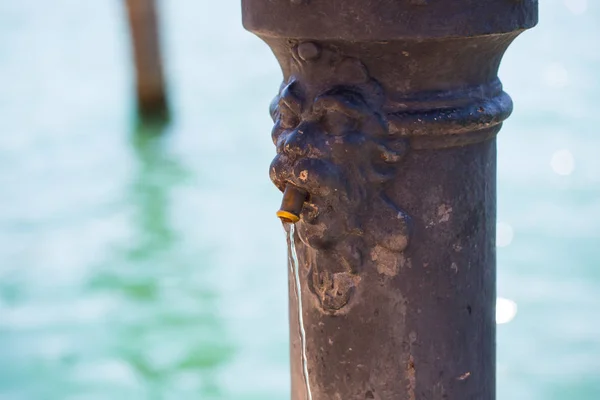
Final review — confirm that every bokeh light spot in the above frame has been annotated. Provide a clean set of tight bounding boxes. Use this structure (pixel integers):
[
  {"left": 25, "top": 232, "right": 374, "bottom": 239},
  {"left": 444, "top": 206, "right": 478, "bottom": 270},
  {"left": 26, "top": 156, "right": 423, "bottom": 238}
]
[
  {"left": 551, "top": 149, "right": 575, "bottom": 176},
  {"left": 564, "top": 0, "right": 587, "bottom": 15},
  {"left": 496, "top": 297, "right": 518, "bottom": 324},
  {"left": 496, "top": 222, "right": 514, "bottom": 248}
]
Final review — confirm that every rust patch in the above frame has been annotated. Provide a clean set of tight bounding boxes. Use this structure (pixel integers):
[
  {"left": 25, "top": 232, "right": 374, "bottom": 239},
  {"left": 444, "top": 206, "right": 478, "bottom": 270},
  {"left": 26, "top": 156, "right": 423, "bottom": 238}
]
[
  {"left": 437, "top": 204, "right": 453, "bottom": 223},
  {"left": 299, "top": 169, "right": 309, "bottom": 182},
  {"left": 371, "top": 245, "right": 400, "bottom": 276},
  {"left": 406, "top": 332, "right": 417, "bottom": 400},
  {"left": 457, "top": 371, "right": 471, "bottom": 381},
  {"left": 406, "top": 355, "right": 416, "bottom": 400}
]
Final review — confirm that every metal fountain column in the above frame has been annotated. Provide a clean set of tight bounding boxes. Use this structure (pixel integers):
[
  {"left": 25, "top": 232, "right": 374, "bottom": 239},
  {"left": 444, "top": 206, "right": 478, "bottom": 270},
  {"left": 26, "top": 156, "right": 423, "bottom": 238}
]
[{"left": 243, "top": 1, "right": 538, "bottom": 398}]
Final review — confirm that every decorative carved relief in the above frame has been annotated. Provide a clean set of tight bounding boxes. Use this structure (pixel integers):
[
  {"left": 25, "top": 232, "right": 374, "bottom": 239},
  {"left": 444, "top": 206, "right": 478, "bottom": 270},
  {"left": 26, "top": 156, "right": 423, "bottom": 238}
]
[{"left": 269, "top": 42, "right": 411, "bottom": 313}]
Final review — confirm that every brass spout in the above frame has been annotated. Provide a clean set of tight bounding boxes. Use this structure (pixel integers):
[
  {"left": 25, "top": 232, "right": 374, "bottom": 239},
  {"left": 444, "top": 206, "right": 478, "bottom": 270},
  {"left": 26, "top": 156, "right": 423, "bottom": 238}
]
[{"left": 277, "top": 184, "right": 308, "bottom": 223}]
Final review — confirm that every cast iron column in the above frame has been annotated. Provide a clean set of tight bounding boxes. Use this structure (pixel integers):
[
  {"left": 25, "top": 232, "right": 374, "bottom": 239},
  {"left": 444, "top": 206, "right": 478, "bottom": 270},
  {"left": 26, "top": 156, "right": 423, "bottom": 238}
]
[{"left": 243, "top": 1, "right": 537, "bottom": 399}]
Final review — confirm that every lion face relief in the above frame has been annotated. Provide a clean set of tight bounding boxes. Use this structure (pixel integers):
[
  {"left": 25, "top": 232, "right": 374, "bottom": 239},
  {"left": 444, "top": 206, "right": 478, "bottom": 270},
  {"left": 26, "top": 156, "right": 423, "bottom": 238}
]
[{"left": 270, "top": 43, "right": 411, "bottom": 313}]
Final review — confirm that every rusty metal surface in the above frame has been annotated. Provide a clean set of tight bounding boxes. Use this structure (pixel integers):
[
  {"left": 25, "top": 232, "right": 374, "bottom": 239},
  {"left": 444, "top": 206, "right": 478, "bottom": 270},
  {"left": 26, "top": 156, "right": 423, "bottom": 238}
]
[{"left": 243, "top": 1, "right": 537, "bottom": 398}]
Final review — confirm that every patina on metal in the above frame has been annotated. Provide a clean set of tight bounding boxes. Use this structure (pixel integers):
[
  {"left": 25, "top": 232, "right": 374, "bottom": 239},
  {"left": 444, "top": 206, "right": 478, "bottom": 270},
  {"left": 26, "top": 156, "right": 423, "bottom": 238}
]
[{"left": 243, "top": 1, "right": 538, "bottom": 399}]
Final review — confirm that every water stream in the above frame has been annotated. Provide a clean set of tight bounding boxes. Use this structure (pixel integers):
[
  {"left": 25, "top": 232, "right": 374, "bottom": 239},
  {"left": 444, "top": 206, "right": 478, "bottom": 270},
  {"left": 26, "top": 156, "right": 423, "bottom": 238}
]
[{"left": 287, "top": 224, "right": 313, "bottom": 400}]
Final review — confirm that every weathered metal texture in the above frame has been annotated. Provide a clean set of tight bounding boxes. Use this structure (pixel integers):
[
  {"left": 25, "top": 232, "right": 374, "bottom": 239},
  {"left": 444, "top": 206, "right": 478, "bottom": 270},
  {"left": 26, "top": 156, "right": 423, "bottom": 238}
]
[
  {"left": 125, "top": 0, "right": 169, "bottom": 119},
  {"left": 243, "top": 1, "right": 537, "bottom": 399}
]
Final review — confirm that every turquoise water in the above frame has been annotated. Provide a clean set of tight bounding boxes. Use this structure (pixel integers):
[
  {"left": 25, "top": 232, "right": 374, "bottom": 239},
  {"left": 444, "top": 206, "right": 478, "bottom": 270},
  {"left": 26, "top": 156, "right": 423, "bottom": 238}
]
[{"left": 0, "top": 1, "right": 598, "bottom": 399}]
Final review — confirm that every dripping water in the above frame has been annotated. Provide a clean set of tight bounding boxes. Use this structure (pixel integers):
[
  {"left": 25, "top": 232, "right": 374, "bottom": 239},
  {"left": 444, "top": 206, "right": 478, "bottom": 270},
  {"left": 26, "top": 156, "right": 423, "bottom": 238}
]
[{"left": 287, "top": 224, "right": 313, "bottom": 400}]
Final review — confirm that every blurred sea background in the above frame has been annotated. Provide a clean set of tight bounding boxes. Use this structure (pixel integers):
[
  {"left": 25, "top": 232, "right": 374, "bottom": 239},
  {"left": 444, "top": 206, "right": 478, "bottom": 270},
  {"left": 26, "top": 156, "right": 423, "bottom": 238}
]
[{"left": 0, "top": 0, "right": 598, "bottom": 399}]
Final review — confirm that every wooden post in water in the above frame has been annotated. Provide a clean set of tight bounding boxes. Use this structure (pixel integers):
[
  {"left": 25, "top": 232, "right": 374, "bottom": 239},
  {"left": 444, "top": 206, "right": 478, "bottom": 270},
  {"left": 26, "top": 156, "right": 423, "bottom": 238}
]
[
  {"left": 125, "top": 0, "right": 168, "bottom": 120},
  {"left": 243, "top": 1, "right": 537, "bottom": 399}
]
